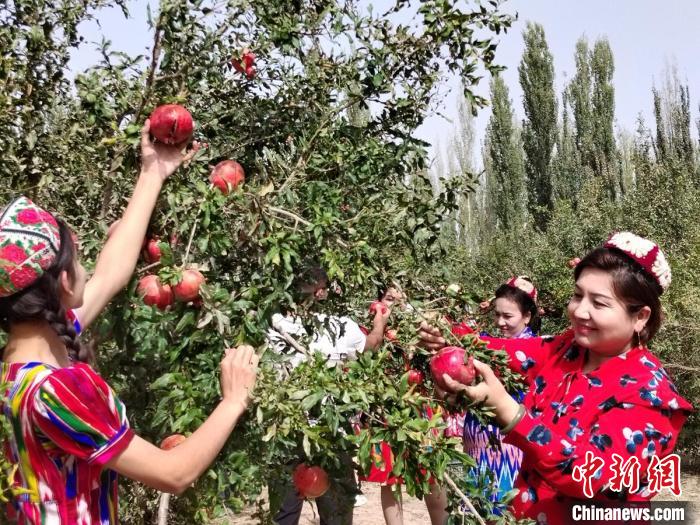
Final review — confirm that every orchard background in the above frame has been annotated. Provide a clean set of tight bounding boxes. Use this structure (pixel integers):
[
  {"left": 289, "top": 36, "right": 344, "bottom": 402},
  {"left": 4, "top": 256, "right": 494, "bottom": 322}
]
[{"left": 0, "top": 0, "right": 698, "bottom": 523}]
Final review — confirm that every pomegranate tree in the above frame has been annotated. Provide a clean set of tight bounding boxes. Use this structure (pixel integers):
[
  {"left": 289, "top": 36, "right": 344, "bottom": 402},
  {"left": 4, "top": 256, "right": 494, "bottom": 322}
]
[
  {"left": 292, "top": 464, "right": 329, "bottom": 499},
  {"left": 149, "top": 104, "right": 194, "bottom": 145},
  {"left": 430, "top": 346, "right": 476, "bottom": 391}
]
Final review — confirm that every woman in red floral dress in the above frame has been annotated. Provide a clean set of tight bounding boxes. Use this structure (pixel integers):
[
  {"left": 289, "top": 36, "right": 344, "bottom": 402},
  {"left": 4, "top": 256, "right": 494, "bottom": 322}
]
[{"left": 418, "top": 232, "right": 692, "bottom": 525}]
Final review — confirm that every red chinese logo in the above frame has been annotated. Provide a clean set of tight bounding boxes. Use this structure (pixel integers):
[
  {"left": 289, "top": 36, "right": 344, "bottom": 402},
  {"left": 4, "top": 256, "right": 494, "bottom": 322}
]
[
  {"left": 609, "top": 453, "right": 642, "bottom": 494},
  {"left": 574, "top": 452, "right": 682, "bottom": 498},
  {"left": 647, "top": 454, "right": 681, "bottom": 496},
  {"left": 572, "top": 451, "right": 605, "bottom": 498}
]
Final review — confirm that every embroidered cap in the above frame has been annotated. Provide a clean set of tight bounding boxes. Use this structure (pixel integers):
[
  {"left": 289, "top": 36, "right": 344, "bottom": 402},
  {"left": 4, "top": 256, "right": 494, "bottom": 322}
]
[
  {"left": 0, "top": 197, "right": 61, "bottom": 297},
  {"left": 604, "top": 232, "right": 671, "bottom": 292},
  {"left": 506, "top": 275, "right": 538, "bottom": 302}
]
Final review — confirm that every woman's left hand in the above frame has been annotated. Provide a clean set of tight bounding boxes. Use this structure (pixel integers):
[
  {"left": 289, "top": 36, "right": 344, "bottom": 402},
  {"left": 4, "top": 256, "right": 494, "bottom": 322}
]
[
  {"left": 441, "top": 359, "right": 520, "bottom": 427},
  {"left": 140, "top": 119, "right": 201, "bottom": 182}
]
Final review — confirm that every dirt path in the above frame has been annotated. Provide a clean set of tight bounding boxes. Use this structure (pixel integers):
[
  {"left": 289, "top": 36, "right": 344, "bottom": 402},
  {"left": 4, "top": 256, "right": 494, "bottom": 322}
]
[{"left": 226, "top": 473, "right": 700, "bottom": 524}]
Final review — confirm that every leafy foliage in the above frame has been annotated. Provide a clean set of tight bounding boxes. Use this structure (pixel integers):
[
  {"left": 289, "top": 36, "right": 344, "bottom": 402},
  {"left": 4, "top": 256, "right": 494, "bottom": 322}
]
[{"left": 0, "top": 0, "right": 519, "bottom": 522}]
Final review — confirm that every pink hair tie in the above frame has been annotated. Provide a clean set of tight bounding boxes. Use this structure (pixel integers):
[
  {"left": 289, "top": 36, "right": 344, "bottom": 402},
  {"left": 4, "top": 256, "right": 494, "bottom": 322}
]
[{"left": 505, "top": 275, "right": 538, "bottom": 302}]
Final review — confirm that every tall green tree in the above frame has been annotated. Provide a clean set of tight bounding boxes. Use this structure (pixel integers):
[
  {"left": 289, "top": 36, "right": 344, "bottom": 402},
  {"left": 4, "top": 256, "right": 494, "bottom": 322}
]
[
  {"left": 569, "top": 38, "right": 594, "bottom": 178},
  {"left": 590, "top": 38, "right": 619, "bottom": 198},
  {"left": 568, "top": 36, "right": 620, "bottom": 199},
  {"left": 448, "top": 86, "right": 480, "bottom": 248},
  {"left": 485, "top": 75, "right": 527, "bottom": 231},
  {"left": 519, "top": 21, "right": 557, "bottom": 228},
  {"left": 653, "top": 66, "right": 695, "bottom": 173},
  {"left": 552, "top": 89, "right": 582, "bottom": 202},
  {"left": 653, "top": 86, "right": 668, "bottom": 161}
]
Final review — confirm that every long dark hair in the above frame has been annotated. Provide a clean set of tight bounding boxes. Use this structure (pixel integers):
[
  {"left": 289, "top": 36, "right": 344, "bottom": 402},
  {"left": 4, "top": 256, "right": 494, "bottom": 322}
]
[
  {"left": 293, "top": 264, "right": 327, "bottom": 296},
  {"left": 574, "top": 247, "right": 662, "bottom": 345},
  {"left": 0, "top": 219, "right": 92, "bottom": 363},
  {"left": 494, "top": 281, "right": 541, "bottom": 334}
]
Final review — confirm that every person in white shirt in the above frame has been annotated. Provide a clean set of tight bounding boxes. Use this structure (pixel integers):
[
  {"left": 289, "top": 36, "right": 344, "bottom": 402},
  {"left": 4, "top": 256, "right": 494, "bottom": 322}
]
[
  {"left": 267, "top": 266, "right": 390, "bottom": 373},
  {"left": 269, "top": 264, "right": 390, "bottom": 525}
]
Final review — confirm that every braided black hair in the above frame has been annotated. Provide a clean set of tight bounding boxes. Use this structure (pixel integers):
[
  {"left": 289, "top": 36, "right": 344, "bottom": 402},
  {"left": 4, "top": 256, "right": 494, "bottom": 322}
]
[{"left": 0, "top": 219, "right": 93, "bottom": 363}]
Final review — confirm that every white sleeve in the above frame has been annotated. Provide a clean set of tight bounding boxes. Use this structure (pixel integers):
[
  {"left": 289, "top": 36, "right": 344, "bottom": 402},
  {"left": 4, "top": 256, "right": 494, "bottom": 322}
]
[
  {"left": 336, "top": 317, "right": 367, "bottom": 357},
  {"left": 309, "top": 315, "right": 366, "bottom": 362}
]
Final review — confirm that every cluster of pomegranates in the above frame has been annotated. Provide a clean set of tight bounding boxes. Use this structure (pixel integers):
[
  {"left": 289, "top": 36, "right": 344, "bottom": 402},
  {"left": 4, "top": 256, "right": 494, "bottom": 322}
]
[
  {"left": 125, "top": 100, "right": 253, "bottom": 310},
  {"left": 146, "top": 94, "right": 478, "bottom": 497}
]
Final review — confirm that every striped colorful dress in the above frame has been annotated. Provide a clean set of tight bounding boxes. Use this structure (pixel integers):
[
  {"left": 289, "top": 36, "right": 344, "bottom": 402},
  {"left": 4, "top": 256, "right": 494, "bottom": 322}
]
[
  {"left": 1, "top": 361, "right": 134, "bottom": 524},
  {"left": 461, "top": 327, "right": 533, "bottom": 512}
]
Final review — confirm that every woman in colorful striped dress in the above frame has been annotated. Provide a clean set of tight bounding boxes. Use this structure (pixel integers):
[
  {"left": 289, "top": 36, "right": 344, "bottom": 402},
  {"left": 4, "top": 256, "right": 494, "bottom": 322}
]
[
  {"left": 0, "top": 121, "right": 258, "bottom": 524},
  {"left": 461, "top": 276, "right": 540, "bottom": 514}
]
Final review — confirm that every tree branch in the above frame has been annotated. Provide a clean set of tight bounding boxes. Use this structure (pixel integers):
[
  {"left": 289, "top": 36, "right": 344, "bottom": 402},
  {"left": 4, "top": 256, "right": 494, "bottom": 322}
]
[{"left": 444, "top": 472, "right": 486, "bottom": 525}]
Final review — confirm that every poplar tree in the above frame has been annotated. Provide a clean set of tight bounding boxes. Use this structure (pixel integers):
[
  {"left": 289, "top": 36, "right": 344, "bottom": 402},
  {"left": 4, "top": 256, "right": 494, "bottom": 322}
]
[
  {"left": 519, "top": 21, "right": 557, "bottom": 228},
  {"left": 485, "top": 75, "right": 527, "bottom": 231}
]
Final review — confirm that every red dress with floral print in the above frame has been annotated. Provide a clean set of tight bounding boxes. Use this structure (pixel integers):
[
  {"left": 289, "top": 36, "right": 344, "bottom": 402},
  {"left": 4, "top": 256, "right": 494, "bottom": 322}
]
[{"left": 483, "top": 330, "right": 692, "bottom": 525}]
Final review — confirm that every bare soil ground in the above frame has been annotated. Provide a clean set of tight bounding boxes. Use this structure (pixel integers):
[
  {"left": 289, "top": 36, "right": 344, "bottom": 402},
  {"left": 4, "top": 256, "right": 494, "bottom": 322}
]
[{"left": 225, "top": 473, "right": 700, "bottom": 524}]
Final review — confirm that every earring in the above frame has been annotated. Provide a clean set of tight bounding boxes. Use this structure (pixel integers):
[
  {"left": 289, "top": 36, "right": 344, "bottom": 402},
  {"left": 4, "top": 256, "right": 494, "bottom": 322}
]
[{"left": 634, "top": 330, "right": 642, "bottom": 347}]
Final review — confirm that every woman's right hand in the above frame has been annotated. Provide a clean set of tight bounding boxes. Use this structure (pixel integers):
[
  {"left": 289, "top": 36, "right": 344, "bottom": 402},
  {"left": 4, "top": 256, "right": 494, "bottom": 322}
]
[
  {"left": 372, "top": 304, "right": 392, "bottom": 330},
  {"left": 220, "top": 345, "right": 259, "bottom": 411},
  {"left": 417, "top": 321, "right": 447, "bottom": 351}
]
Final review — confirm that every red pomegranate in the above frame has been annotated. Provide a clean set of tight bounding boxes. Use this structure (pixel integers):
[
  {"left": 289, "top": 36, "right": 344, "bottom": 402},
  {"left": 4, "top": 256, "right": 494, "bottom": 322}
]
[
  {"left": 173, "top": 269, "right": 205, "bottom": 302},
  {"left": 149, "top": 104, "right": 194, "bottom": 145},
  {"left": 430, "top": 346, "right": 476, "bottom": 392},
  {"left": 369, "top": 301, "right": 387, "bottom": 317},
  {"left": 158, "top": 284, "right": 174, "bottom": 309},
  {"left": 210, "top": 160, "right": 245, "bottom": 194},
  {"left": 137, "top": 275, "right": 173, "bottom": 310},
  {"left": 232, "top": 49, "right": 256, "bottom": 78},
  {"left": 144, "top": 238, "right": 162, "bottom": 263},
  {"left": 407, "top": 369, "right": 424, "bottom": 386},
  {"left": 138, "top": 275, "right": 162, "bottom": 306},
  {"left": 292, "top": 464, "right": 330, "bottom": 499},
  {"left": 160, "top": 434, "right": 186, "bottom": 450}
]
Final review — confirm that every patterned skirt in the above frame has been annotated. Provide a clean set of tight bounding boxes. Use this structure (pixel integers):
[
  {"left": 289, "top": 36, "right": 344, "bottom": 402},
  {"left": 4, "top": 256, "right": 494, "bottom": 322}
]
[{"left": 462, "top": 414, "right": 523, "bottom": 503}]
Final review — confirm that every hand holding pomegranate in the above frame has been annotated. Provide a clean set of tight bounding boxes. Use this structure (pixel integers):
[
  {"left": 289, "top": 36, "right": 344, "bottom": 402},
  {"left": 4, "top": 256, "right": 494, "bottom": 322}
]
[
  {"left": 371, "top": 302, "right": 391, "bottom": 332},
  {"left": 416, "top": 320, "right": 447, "bottom": 351},
  {"left": 140, "top": 118, "right": 201, "bottom": 183},
  {"left": 440, "top": 359, "right": 520, "bottom": 428},
  {"left": 220, "top": 345, "right": 259, "bottom": 413}
]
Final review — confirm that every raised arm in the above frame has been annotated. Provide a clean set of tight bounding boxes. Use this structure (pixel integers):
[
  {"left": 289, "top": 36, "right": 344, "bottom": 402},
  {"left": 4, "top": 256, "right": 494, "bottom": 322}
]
[
  {"left": 75, "top": 122, "right": 199, "bottom": 329},
  {"left": 364, "top": 306, "right": 391, "bottom": 351},
  {"left": 107, "top": 345, "right": 258, "bottom": 494}
]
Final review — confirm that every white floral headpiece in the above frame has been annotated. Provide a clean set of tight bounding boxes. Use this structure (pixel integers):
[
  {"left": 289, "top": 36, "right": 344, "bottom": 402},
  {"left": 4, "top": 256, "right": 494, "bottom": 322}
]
[{"left": 604, "top": 232, "right": 671, "bottom": 292}]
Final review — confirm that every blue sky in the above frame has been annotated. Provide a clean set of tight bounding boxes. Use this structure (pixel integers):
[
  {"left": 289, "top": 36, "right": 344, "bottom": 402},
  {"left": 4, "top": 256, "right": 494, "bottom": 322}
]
[
  {"left": 419, "top": 0, "right": 700, "bottom": 169},
  {"left": 70, "top": 1, "right": 700, "bottom": 166}
]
